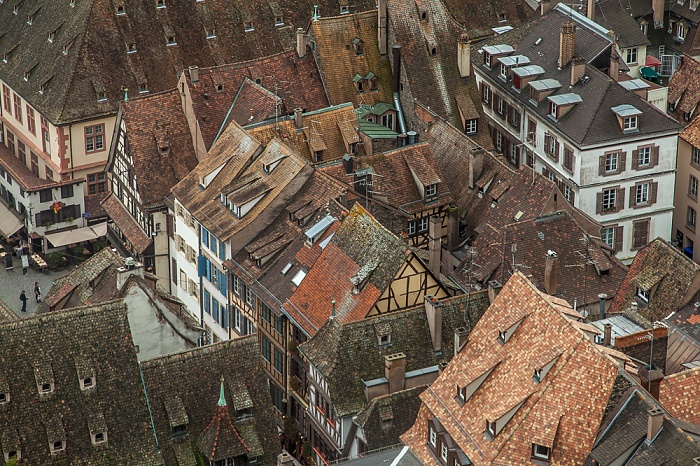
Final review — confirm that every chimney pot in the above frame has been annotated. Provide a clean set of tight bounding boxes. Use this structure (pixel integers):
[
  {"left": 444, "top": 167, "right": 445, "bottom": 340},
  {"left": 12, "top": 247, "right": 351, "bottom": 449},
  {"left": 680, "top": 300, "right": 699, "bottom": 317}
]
[
  {"left": 639, "top": 365, "right": 665, "bottom": 400},
  {"left": 294, "top": 108, "right": 303, "bottom": 129},
  {"left": 458, "top": 33, "right": 471, "bottom": 78},
  {"left": 454, "top": 326, "right": 469, "bottom": 355},
  {"left": 296, "top": 28, "right": 306, "bottom": 58},
  {"left": 488, "top": 280, "right": 503, "bottom": 303},
  {"left": 188, "top": 65, "right": 199, "bottom": 83},
  {"left": 609, "top": 50, "right": 620, "bottom": 81},
  {"left": 544, "top": 251, "right": 558, "bottom": 295},
  {"left": 384, "top": 353, "right": 406, "bottom": 394},
  {"left": 571, "top": 56, "right": 586, "bottom": 86}
]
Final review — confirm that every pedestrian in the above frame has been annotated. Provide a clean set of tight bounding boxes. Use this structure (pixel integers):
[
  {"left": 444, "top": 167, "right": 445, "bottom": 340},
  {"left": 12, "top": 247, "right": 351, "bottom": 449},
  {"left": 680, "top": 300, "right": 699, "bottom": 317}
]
[
  {"left": 20, "top": 290, "right": 27, "bottom": 313},
  {"left": 34, "top": 282, "right": 41, "bottom": 303}
]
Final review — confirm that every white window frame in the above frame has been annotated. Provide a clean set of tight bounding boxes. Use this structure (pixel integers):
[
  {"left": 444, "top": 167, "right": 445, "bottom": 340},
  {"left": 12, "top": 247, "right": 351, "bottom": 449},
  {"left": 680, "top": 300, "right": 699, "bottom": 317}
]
[
  {"left": 691, "top": 176, "right": 698, "bottom": 198},
  {"left": 499, "top": 63, "right": 507, "bottom": 80},
  {"left": 624, "top": 116, "right": 638, "bottom": 131},
  {"left": 636, "top": 183, "right": 649, "bottom": 205},
  {"left": 441, "top": 443, "right": 448, "bottom": 461},
  {"left": 533, "top": 444, "right": 550, "bottom": 460},
  {"left": 638, "top": 146, "right": 651, "bottom": 167},
  {"left": 466, "top": 118, "right": 477, "bottom": 134},
  {"left": 626, "top": 47, "right": 638, "bottom": 64},
  {"left": 636, "top": 286, "right": 650, "bottom": 302},
  {"left": 549, "top": 101, "right": 557, "bottom": 118},
  {"left": 407, "top": 221, "right": 416, "bottom": 236},
  {"left": 601, "top": 227, "right": 615, "bottom": 248},
  {"left": 426, "top": 184, "right": 437, "bottom": 197},
  {"left": 693, "top": 147, "right": 700, "bottom": 165},
  {"left": 419, "top": 217, "right": 429, "bottom": 233},
  {"left": 605, "top": 152, "right": 618, "bottom": 172},
  {"left": 429, "top": 427, "right": 436, "bottom": 447},
  {"left": 603, "top": 189, "right": 617, "bottom": 211}
]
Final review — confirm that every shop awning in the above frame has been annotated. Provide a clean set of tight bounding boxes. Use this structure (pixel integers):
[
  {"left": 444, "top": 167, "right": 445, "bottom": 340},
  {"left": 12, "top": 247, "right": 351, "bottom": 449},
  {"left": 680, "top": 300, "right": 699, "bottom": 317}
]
[
  {"left": 0, "top": 202, "right": 24, "bottom": 239},
  {"left": 45, "top": 222, "right": 107, "bottom": 248},
  {"left": 645, "top": 55, "right": 662, "bottom": 67},
  {"left": 640, "top": 67, "right": 659, "bottom": 79}
]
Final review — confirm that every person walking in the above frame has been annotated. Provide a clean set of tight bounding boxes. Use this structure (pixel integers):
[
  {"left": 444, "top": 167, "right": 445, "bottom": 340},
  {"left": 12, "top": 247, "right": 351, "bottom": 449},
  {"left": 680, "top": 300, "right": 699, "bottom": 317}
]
[
  {"left": 20, "top": 290, "right": 27, "bottom": 312},
  {"left": 34, "top": 282, "right": 41, "bottom": 303}
]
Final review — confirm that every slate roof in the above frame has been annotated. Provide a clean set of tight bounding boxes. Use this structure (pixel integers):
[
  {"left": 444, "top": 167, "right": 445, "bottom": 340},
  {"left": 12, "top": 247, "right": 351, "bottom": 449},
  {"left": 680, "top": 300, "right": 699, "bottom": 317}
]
[
  {"left": 246, "top": 103, "right": 363, "bottom": 165},
  {"left": 141, "top": 336, "right": 279, "bottom": 466},
  {"left": 401, "top": 272, "right": 624, "bottom": 465},
  {"left": 592, "top": 1, "right": 651, "bottom": 48},
  {"left": 659, "top": 367, "right": 700, "bottom": 425},
  {"left": 608, "top": 238, "right": 700, "bottom": 324},
  {"left": 118, "top": 88, "right": 199, "bottom": 209},
  {"left": 310, "top": 11, "right": 394, "bottom": 107},
  {"left": 453, "top": 210, "right": 626, "bottom": 307},
  {"left": 0, "top": 303, "right": 162, "bottom": 465},
  {"left": 185, "top": 50, "right": 330, "bottom": 149},
  {"left": 0, "top": 0, "right": 368, "bottom": 125},
  {"left": 352, "top": 386, "right": 427, "bottom": 452},
  {"left": 475, "top": 5, "right": 681, "bottom": 146},
  {"left": 670, "top": 55, "right": 700, "bottom": 125},
  {"left": 300, "top": 291, "right": 490, "bottom": 417}
]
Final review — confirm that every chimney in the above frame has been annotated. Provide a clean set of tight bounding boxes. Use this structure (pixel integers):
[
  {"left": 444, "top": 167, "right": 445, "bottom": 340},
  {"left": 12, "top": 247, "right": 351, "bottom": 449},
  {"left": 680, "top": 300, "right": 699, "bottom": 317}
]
[
  {"left": 468, "top": 149, "right": 476, "bottom": 190},
  {"left": 558, "top": 22, "right": 576, "bottom": 68},
  {"left": 540, "top": 0, "right": 553, "bottom": 15},
  {"left": 454, "top": 326, "right": 469, "bottom": 355},
  {"left": 428, "top": 216, "right": 442, "bottom": 276},
  {"left": 646, "top": 408, "right": 664, "bottom": 442},
  {"left": 599, "top": 293, "right": 607, "bottom": 320},
  {"left": 468, "top": 147, "right": 484, "bottom": 190},
  {"left": 378, "top": 0, "right": 387, "bottom": 55},
  {"left": 544, "top": 250, "right": 558, "bottom": 295},
  {"left": 639, "top": 365, "right": 665, "bottom": 400},
  {"left": 294, "top": 108, "right": 303, "bottom": 129},
  {"left": 488, "top": 280, "right": 503, "bottom": 303},
  {"left": 603, "top": 323, "right": 612, "bottom": 347},
  {"left": 406, "top": 131, "right": 417, "bottom": 145},
  {"left": 587, "top": 0, "right": 595, "bottom": 21},
  {"left": 438, "top": 361, "right": 449, "bottom": 374},
  {"left": 339, "top": 191, "right": 348, "bottom": 208},
  {"left": 457, "top": 33, "right": 471, "bottom": 78},
  {"left": 392, "top": 45, "right": 402, "bottom": 94},
  {"left": 117, "top": 258, "right": 144, "bottom": 290},
  {"left": 425, "top": 295, "right": 443, "bottom": 352},
  {"left": 571, "top": 56, "right": 586, "bottom": 86},
  {"left": 342, "top": 154, "right": 355, "bottom": 174},
  {"left": 384, "top": 353, "right": 406, "bottom": 394},
  {"left": 446, "top": 205, "right": 459, "bottom": 252},
  {"left": 278, "top": 452, "right": 295, "bottom": 466},
  {"left": 652, "top": 0, "right": 664, "bottom": 28},
  {"left": 296, "top": 28, "right": 306, "bottom": 58},
  {"left": 188, "top": 65, "right": 199, "bottom": 84},
  {"left": 609, "top": 50, "right": 620, "bottom": 81}
]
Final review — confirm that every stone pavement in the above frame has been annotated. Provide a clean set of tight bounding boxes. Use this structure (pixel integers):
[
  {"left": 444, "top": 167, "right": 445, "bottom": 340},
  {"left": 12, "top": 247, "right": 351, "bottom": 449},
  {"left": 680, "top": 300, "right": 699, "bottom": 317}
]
[{"left": 0, "top": 252, "right": 72, "bottom": 318}]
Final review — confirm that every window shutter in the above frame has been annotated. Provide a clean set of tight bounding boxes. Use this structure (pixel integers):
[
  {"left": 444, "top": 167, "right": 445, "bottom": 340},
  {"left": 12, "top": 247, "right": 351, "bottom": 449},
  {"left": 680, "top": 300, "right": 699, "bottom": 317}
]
[
  {"left": 630, "top": 186, "right": 636, "bottom": 208},
  {"left": 554, "top": 141, "right": 560, "bottom": 162},
  {"left": 614, "top": 226, "right": 624, "bottom": 252},
  {"left": 570, "top": 189, "right": 575, "bottom": 205},
  {"left": 166, "top": 213, "right": 174, "bottom": 239},
  {"left": 632, "top": 149, "right": 639, "bottom": 170},
  {"left": 617, "top": 187, "right": 625, "bottom": 211},
  {"left": 505, "top": 102, "right": 511, "bottom": 124},
  {"left": 652, "top": 146, "right": 660, "bottom": 167},
  {"left": 544, "top": 134, "right": 551, "bottom": 154},
  {"left": 172, "top": 258, "right": 177, "bottom": 285},
  {"left": 599, "top": 155, "right": 605, "bottom": 175},
  {"left": 596, "top": 192, "right": 603, "bottom": 214},
  {"left": 489, "top": 89, "right": 494, "bottom": 109},
  {"left": 650, "top": 181, "right": 658, "bottom": 204},
  {"left": 619, "top": 151, "right": 627, "bottom": 172}
]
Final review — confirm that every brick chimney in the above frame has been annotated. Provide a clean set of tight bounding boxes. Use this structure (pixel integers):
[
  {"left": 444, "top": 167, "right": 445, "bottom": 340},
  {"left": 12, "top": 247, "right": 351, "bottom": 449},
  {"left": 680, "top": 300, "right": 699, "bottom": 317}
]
[
  {"left": 571, "top": 56, "right": 586, "bottom": 86},
  {"left": 558, "top": 22, "right": 576, "bottom": 68},
  {"left": 488, "top": 280, "right": 503, "bottom": 303},
  {"left": 609, "top": 50, "right": 620, "bottom": 81},
  {"left": 429, "top": 216, "right": 442, "bottom": 276},
  {"left": 384, "top": 353, "right": 406, "bottom": 394},
  {"left": 468, "top": 147, "right": 484, "bottom": 190},
  {"left": 646, "top": 408, "right": 664, "bottom": 442},
  {"left": 458, "top": 33, "right": 471, "bottom": 78},
  {"left": 294, "top": 108, "right": 303, "bottom": 129},
  {"left": 544, "top": 250, "right": 558, "bottom": 295},
  {"left": 296, "top": 28, "right": 306, "bottom": 58},
  {"left": 454, "top": 327, "right": 469, "bottom": 355},
  {"left": 639, "top": 365, "right": 664, "bottom": 400},
  {"left": 652, "top": 0, "right": 664, "bottom": 28},
  {"left": 425, "top": 295, "right": 443, "bottom": 352},
  {"left": 278, "top": 452, "right": 295, "bottom": 466},
  {"left": 378, "top": 0, "right": 387, "bottom": 55},
  {"left": 587, "top": 0, "right": 595, "bottom": 21}
]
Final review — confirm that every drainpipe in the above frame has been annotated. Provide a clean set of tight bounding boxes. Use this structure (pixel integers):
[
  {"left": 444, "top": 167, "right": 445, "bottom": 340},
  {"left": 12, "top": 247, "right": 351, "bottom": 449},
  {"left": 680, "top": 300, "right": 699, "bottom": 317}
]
[
  {"left": 138, "top": 360, "right": 160, "bottom": 450},
  {"left": 392, "top": 45, "right": 408, "bottom": 136}
]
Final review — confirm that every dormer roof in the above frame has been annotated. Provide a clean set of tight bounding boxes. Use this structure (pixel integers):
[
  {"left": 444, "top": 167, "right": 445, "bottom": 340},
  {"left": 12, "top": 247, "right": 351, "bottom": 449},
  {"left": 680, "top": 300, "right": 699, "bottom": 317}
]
[
  {"left": 548, "top": 93, "right": 582, "bottom": 106},
  {"left": 498, "top": 55, "right": 530, "bottom": 67},
  {"left": 483, "top": 44, "right": 515, "bottom": 55},
  {"left": 529, "top": 79, "right": 561, "bottom": 91},
  {"left": 512, "top": 65, "right": 545, "bottom": 78}
]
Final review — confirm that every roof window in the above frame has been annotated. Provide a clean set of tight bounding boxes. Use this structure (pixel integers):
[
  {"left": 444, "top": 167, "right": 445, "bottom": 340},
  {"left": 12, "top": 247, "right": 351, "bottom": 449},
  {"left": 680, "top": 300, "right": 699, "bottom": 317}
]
[
  {"left": 207, "top": 28, "right": 216, "bottom": 39},
  {"left": 156, "top": 0, "right": 166, "bottom": 8},
  {"left": 116, "top": 5, "right": 125, "bottom": 15},
  {"left": 244, "top": 21, "right": 254, "bottom": 32},
  {"left": 497, "top": 316, "right": 525, "bottom": 345},
  {"left": 275, "top": 15, "right": 284, "bottom": 25},
  {"left": 340, "top": 5, "right": 349, "bottom": 14},
  {"left": 88, "top": 412, "right": 108, "bottom": 446},
  {"left": 167, "top": 36, "right": 177, "bottom": 46},
  {"left": 532, "top": 444, "right": 551, "bottom": 461},
  {"left": 291, "top": 269, "right": 306, "bottom": 286},
  {"left": 611, "top": 104, "right": 641, "bottom": 133},
  {"left": 127, "top": 43, "right": 137, "bottom": 53}
]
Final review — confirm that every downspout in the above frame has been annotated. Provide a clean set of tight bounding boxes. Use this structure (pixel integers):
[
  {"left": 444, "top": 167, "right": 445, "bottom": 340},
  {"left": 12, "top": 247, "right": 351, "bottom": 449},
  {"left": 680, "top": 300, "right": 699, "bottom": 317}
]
[
  {"left": 392, "top": 45, "right": 408, "bottom": 136},
  {"left": 138, "top": 360, "right": 160, "bottom": 450}
]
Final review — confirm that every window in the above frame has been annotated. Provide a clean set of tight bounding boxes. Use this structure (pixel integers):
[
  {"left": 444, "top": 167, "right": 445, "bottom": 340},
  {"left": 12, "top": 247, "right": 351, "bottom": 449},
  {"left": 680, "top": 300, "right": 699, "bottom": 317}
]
[
  {"left": 212, "top": 299, "right": 219, "bottom": 323},
  {"left": 637, "top": 286, "right": 650, "bottom": 302},
  {"left": 497, "top": 95, "right": 504, "bottom": 115},
  {"left": 441, "top": 443, "right": 448, "bottom": 462},
  {"left": 156, "top": 0, "right": 165, "bottom": 7},
  {"left": 93, "top": 432, "right": 106, "bottom": 445},
  {"left": 203, "top": 289, "right": 211, "bottom": 315},
  {"left": 51, "top": 441, "right": 64, "bottom": 453},
  {"left": 13, "top": 93, "right": 22, "bottom": 124},
  {"left": 563, "top": 146, "right": 574, "bottom": 172},
  {"left": 340, "top": 5, "right": 348, "bottom": 14},
  {"left": 419, "top": 217, "right": 429, "bottom": 233},
  {"left": 429, "top": 427, "right": 437, "bottom": 447},
  {"left": 638, "top": 146, "right": 651, "bottom": 167},
  {"left": 532, "top": 444, "right": 550, "bottom": 460},
  {"left": 2, "top": 85, "right": 10, "bottom": 113},
  {"left": 632, "top": 218, "right": 650, "bottom": 249},
  {"left": 274, "top": 313, "right": 284, "bottom": 334},
  {"left": 381, "top": 113, "right": 393, "bottom": 129},
  {"left": 233, "top": 276, "right": 240, "bottom": 296},
  {"left": 40, "top": 189, "right": 52, "bottom": 203},
  {"left": 40, "top": 383, "right": 53, "bottom": 394},
  {"left": 27, "top": 105, "right": 36, "bottom": 135},
  {"left": 274, "top": 348, "right": 283, "bottom": 374},
  {"left": 407, "top": 221, "right": 416, "bottom": 236},
  {"left": 0, "top": 392, "right": 8, "bottom": 404},
  {"left": 246, "top": 287, "right": 255, "bottom": 307},
  {"left": 626, "top": 47, "right": 638, "bottom": 64},
  {"left": 167, "top": 36, "right": 176, "bottom": 45},
  {"left": 641, "top": 22, "right": 648, "bottom": 35},
  {"left": 527, "top": 119, "right": 536, "bottom": 143},
  {"left": 689, "top": 207, "right": 697, "bottom": 229},
  {"left": 549, "top": 101, "right": 557, "bottom": 119},
  {"left": 486, "top": 420, "right": 496, "bottom": 437},
  {"left": 603, "top": 189, "right": 617, "bottom": 211},
  {"left": 262, "top": 336, "right": 271, "bottom": 362},
  {"left": 81, "top": 377, "right": 94, "bottom": 389},
  {"left": 61, "top": 185, "right": 74, "bottom": 199},
  {"left": 482, "top": 84, "right": 490, "bottom": 104},
  {"left": 496, "top": 130, "right": 502, "bottom": 151},
  {"left": 87, "top": 173, "right": 107, "bottom": 194},
  {"left": 500, "top": 63, "right": 507, "bottom": 80},
  {"left": 244, "top": 21, "right": 254, "bottom": 32},
  {"left": 261, "top": 303, "right": 271, "bottom": 323},
  {"left": 636, "top": 183, "right": 649, "bottom": 205},
  {"left": 426, "top": 184, "right": 437, "bottom": 198},
  {"left": 85, "top": 124, "right": 105, "bottom": 152},
  {"left": 601, "top": 227, "right": 615, "bottom": 248},
  {"left": 624, "top": 116, "right": 638, "bottom": 131},
  {"left": 694, "top": 147, "right": 700, "bottom": 166},
  {"left": 691, "top": 175, "right": 698, "bottom": 199},
  {"left": 465, "top": 119, "right": 477, "bottom": 134},
  {"left": 605, "top": 152, "right": 618, "bottom": 172},
  {"left": 564, "top": 184, "right": 573, "bottom": 203}
]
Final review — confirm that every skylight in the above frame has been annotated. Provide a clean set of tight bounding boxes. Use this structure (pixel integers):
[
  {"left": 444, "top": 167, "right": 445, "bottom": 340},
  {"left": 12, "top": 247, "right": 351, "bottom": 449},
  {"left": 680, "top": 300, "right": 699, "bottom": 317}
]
[{"left": 291, "top": 270, "right": 306, "bottom": 286}]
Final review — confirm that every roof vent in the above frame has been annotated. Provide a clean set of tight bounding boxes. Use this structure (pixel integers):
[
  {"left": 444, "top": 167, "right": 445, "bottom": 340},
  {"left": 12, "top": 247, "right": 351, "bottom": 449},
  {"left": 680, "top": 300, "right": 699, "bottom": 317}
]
[{"left": 124, "top": 257, "right": 136, "bottom": 268}]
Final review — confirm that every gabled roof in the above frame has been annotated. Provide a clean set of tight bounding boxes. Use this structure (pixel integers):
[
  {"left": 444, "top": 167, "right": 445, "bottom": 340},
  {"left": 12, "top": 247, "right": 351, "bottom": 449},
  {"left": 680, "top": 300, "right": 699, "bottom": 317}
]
[
  {"left": 141, "top": 336, "right": 279, "bottom": 466},
  {"left": 227, "top": 78, "right": 284, "bottom": 128},
  {"left": 310, "top": 11, "right": 394, "bottom": 107},
  {"left": 0, "top": 303, "right": 163, "bottom": 465},
  {"left": 609, "top": 238, "right": 700, "bottom": 325},
  {"left": 401, "top": 272, "right": 623, "bottom": 465},
  {"left": 299, "top": 291, "right": 490, "bottom": 417},
  {"left": 659, "top": 367, "right": 700, "bottom": 425},
  {"left": 591, "top": 1, "right": 651, "bottom": 48},
  {"left": 118, "top": 88, "right": 199, "bottom": 208}
]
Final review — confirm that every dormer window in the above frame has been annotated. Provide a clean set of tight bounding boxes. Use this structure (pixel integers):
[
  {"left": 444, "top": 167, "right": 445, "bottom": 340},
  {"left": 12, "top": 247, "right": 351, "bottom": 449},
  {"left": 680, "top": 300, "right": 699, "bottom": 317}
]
[
  {"left": 486, "top": 420, "right": 496, "bottom": 437},
  {"left": 48, "top": 31, "right": 56, "bottom": 42},
  {"left": 244, "top": 21, "right": 254, "bottom": 32},
  {"left": 139, "top": 83, "right": 148, "bottom": 93},
  {"left": 50, "top": 441, "right": 65, "bottom": 453},
  {"left": 624, "top": 116, "right": 638, "bottom": 131},
  {"left": 156, "top": 0, "right": 166, "bottom": 8},
  {"left": 421, "top": 10, "right": 428, "bottom": 21},
  {"left": 116, "top": 5, "right": 125, "bottom": 14},
  {"left": 314, "top": 150, "right": 323, "bottom": 162},
  {"left": 207, "top": 28, "right": 216, "bottom": 39},
  {"left": 27, "top": 14, "right": 33, "bottom": 25},
  {"left": 549, "top": 101, "right": 557, "bottom": 119},
  {"left": 0, "top": 392, "right": 8, "bottom": 404},
  {"left": 457, "top": 385, "right": 467, "bottom": 403},
  {"left": 128, "top": 43, "right": 137, "bottom": 53},
  {"left": 92, "top": 432, "right": 107, "bottom": 445},
  {"left": 500, "top": 63, "right": 507, "bottom": 80},
  {"left": 636, "top": 286, "right": 650, "bottom": 302},
  {"left": 81, "top": 376, "right": 95, "bottom": 390},
  {"left": 533, "top": 369, "right": 542, "bottom": 383},
  {"left": 97, "top": 92, "right": 106, "bottom": 102},
  {"left": 352, "top": 38, "right": 364, "bottom": 55},
  {"left": 497, "top": 317, "right": 525, "bottom": 345},
  {"left": 612, "top": 104, "right": 641, "bottom": 133},
  {"left": 41, "top": 382, "right": 54, "bottom": 394},
  {"left": 532, "top": 444, "right": 551, "bottom": 461},
  {"left": 379, "top": 334, "right": 391, "bottom": 346},
  {"left": 369, "top": 77, "right": 379, "bottom": 91},
  {"left": 167, "top": 36, "right": 176, "bottom": 46},
  {"left": 13, "top": 5, "right": 18, "bottom": 14},
  {"left": 172, "top": 424, "right": 187, "bottom": 439},
  {"left": 275, "top": 16, "right": 284, "bottom": 25},
  {"left": 340, "top": 5, "right": 349, "bottom": 14},
  {"left": 5, "top": 450, "right": 20, "bottom": 462},
  {"left": 426, "top": 183, "right": 437, "bottom": 199},
  {"left": 483, "top": 52, "right": 492, "bottom": 68}
]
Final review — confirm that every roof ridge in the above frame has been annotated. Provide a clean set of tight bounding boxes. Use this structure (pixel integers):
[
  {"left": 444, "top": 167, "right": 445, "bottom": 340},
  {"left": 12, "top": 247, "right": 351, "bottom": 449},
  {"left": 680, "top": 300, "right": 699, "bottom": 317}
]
[
  {"left": 663, "top": 365, "right": 700, "bottom": 380},
  {"left": 1, "top": 299, "right": 126, "bottom": 329},
  {"left": 141, "top": 335, "right": 257, "bottom": 368}
]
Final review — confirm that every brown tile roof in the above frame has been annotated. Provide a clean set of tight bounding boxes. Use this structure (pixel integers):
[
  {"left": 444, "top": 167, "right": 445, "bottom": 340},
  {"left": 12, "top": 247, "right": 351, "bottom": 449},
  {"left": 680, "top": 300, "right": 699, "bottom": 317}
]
[
  {"left": 101, "top": 193, "right": 153, "bottom": 255},
  {"left": 608, "top": 238, "right": 700, "bottom": 324},
  {"left": 184, "top": 50, "right": 330, "bottom": 148},
  {"left": 669, "top": 55, "right": 700, "bottom": 125},
  {"left": 439, "top": 0, "right": 533, "bottom": 40},
  {"left": 0, "top": 0, "right": 369, "bottom": 125},
  {"left": 83, "top": 193, "right": 109, "bottom": 220},
  {"left": 246, "top": 103, "right": 362, "bottom": 164},
  {"left": 0, "top": 299, "right": 18, "bottom": 323},
  {"left": 0, "top": 141, "right": 78, "bottom": 192},
  {"left": 659, "top": 367, "right": 700, "bottom": 425},
  {"left": 141, "top": 336, "right": 280, "bottom": 466},
  {"left": 119, "top": 89, "right": 199, "bottom": 208},
  {"left": 310, "top": 11, "right": 394, "bottom": 107},
  {"left": 0, "top": 303, "right": 163, "bottom": 464},
  {"left": 401, "top": 272, "right": 623, "bottom": 465},
  {"left": 227, "top": 78, "right": 284, "bottom": 127}
]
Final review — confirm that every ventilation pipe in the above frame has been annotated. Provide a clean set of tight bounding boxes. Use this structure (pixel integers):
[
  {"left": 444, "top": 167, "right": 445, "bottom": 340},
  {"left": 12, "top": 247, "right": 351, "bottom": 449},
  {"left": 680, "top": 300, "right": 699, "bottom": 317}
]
[{"left": 392, "top": 45, "right": 408, "bottom": 137}]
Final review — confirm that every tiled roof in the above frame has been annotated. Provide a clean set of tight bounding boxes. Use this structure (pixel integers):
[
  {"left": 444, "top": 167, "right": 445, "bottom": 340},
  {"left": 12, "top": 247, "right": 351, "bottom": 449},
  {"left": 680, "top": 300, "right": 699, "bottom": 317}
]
[
  {"left": 119, "top": 88, "right": 199, "bottom": 208},
  {"left": 452, "top": 210, "right": 626, "bottom": 307},
  {"left": 439, "top": 0, "right": 533, "bottom": 41},
  {"left": 0, "top": 0, "right": 366, "bottom": 125},
  {"left": 141, "top": 336, "right": 279, "bottom": 466},
  {"left": 101, "top": 193, "right": 153, "bottom": 254},
  {"left": 0, "top": 140, "right": 79, "bottom": 193},
  {"left": 299, "top": 291, "right": 490, "bottom": 418},
  {"left": 0, "top": 303, "right": 163, "bottom": 464},
  {"left": 185, "top": 50, "right": 330, "bottom": 148},
  {"left": 227, "top": 78, "right": 284, "bottom": 128},
  {"left": 475, "top": 6, "right": 681, "bottom": 146},
  {"left": 608, "top": 238, "right": 700, "bottom": 324},
  {"left": 592, "top": 2, "right": 651, "bottom": 48},
  {"left": 659, "top": 367, "right": 700, "bottom": 425},
  {"left": 246, "top": 103, "right": 362, "bottom": 165},
  {"left": 669, "top": 55, "right": 700, "bottom": 125},
  {"left": 401, "top": 272, "right": 623, "bottom": 465},
  {"left": 0, "top": 299, "right": 18, "bottom": 323},
  {"left": 310, "top": 11, "right": 394, "bottom": 108}
]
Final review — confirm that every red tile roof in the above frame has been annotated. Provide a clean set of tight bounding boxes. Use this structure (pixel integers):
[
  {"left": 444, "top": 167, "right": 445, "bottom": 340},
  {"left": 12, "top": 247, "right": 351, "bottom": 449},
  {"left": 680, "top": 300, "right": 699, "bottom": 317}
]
[{"left": 659, "top": 367, "right": 700, "bottom": 425}]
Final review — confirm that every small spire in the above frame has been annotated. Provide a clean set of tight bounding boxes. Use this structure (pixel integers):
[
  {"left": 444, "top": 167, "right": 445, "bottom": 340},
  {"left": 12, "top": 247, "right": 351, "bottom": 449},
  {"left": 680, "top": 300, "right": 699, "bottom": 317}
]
[
  {"left": 218, "top": 375, "right": 227, "bottom": 407},
  {"left": 312, "top": 5, "right": 320, "bottom": 21},
  {"left": 123, "top": 88, "right": 129, "bottom": 102}
]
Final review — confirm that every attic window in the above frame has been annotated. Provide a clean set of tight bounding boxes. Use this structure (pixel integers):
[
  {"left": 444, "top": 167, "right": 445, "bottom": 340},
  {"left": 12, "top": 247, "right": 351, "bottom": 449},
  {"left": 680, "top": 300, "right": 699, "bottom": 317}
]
[
  {"left": 167, "top": 36, "right": 177, "bottom": 46},
  {"left": 549, "top": 101, "right": 557, "bottom": 119},
  {"left": 486, "top": 420, "right": 496, "bottom": 438},
  {"left": 340, "top": 5, "right": 349, "bottom": 14},
  {"left": 624, "top": 116, "right": 638, "bottom": 132},
  {"left": 421, "top": 11, "right": 428, "bottom": 21},
  {"left": 275, "top": 16, "right": 284, "bottom": 25},
  {"left": 498, "top": 13, "right": 507, "bottom": 22},
  {"left": 369, "top": 77, "right": 378, "bottom": 91},
  {"left": 5, "top": 450, "right": 20, "bottom": 461},
  {"left": 636, "top": 286, "right": 650, "bottom": 302},
  {"left": 97, "top": 92, "right": 106, "bottom": 102},
  {"left": 0, "top": 392, "right": 8, "bottom": 404},
  {"left": 426, "top": 183, "right": 437, "bottom": 199},
  {"left": 207, "top": 28, "right": 216, "bottom": 39},
  {"left": 92, "top": 432, "right": 107, "bottom": 445},
  {"left": 532, "top": 444, "right": 551, "bottom": 461},
  {"left": 216, "top": 83, "right": 224, "bottom": 92},
  {"left": 379, "top": 334, "right": 391, "bottom": 346},
  {"left": 431, "top": 47, "right": 437, "bottom": 56},
  {"left": 354, "top": 42, "right": 364, "bottom": 55},
  {"left": 116, "top": 5, "right": 125, "bottom": 15},
  {"left": 128, "top": 43, "right": 137, "bottom": 53},
  {"left": 156, "top": 0, "right": 166, "bottom": 8},
  {"left": 172, "top": 424, "right": 187, "bottom": 439},
  {"left": 244, "top": 21, "right": 255, "bottom": 32},
  {"left": 40, "top": 382, "right": 54, "bottom": 394},
  {"left": 139, "top": 83, "right": 148, "bottom": 93},
  {"left": 281, "top": 262, "right": 293, "bottom": 275},
  {"left": 81, "top": 376, "right": 95, "bottom": 390},
  {"left": 50, "top": 441, "right": 65, "bottom": 453},
  {"left": 48, "top": 31, "right": 56, "bottom": 42},
  {"left": 27, "top": 14, "right": 33, "bottom": 25}
]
